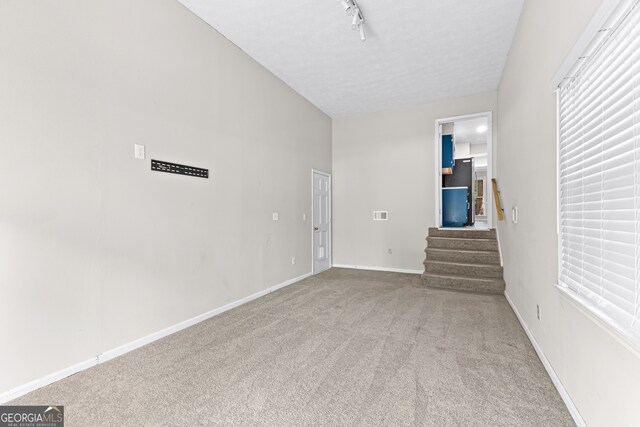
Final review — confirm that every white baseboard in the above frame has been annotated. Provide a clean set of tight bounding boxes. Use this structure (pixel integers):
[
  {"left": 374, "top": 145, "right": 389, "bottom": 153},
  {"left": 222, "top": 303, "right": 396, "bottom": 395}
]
[
  {"left": 495, "top": 226, "right": 504, "bottom": 267},
  {"left": 504, "top": 292, "right": 586, "bottom": 427},
  {"left": 98, "top": 271, "right": 311, "bottom": 364},
  {"left": 332, "top": 264, "right": 423, "bottom": 275},
  {"left": 0, "top": 357, "right": 98, "bottom": 404},
  {"left": 0, "top": 272, "right": 312, "bottom": 404}
]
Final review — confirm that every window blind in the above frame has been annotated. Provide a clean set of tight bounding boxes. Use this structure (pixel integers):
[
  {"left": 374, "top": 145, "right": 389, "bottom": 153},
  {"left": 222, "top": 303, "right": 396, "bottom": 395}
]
[{"left": 557, "top": 0, "right": 640, "bottom": 346}]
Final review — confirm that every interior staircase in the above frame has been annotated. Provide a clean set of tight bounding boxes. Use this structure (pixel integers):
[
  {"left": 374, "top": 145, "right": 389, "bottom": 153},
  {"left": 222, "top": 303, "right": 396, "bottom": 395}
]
[{"left": 422, "top": 227, "right": 505, "bottom": 294}]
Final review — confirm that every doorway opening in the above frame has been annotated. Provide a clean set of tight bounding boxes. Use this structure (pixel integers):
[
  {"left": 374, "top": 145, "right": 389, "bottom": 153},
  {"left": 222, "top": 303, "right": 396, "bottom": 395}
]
[
  {"left": 312, "top": 169, "right": 331, "bottom": 274},
  {"left": 434, "top": 112, "right": 493, "bottom": 229}
]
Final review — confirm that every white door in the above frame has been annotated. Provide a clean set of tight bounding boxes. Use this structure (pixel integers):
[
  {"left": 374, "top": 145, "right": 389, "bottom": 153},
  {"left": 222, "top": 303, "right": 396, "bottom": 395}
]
[
  {"left": 312, "top": 170, "right": 331, "bottom": 273},
  {"left": 437, "top": 123, "right": 443, "bottom": 227}
]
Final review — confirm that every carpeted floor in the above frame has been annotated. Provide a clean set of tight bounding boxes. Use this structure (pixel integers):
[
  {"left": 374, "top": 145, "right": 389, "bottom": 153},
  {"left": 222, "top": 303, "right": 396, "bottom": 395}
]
[{"left": 10, "top": 268, "right": 574, "bottom": 426}]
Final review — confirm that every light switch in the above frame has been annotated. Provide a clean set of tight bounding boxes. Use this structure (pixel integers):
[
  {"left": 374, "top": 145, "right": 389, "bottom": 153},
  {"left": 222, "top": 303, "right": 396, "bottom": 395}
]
[
  {"left": 272, "top": 212, "right": 279, "bottom": 221},
  {"left": 134, "top": 144, "right": 145, "bottom": 160},
  {"left": 302, "top": 214, "right": 307, "bottom": 221},
  {"left": 512, "top": 206, "right": 518, "bottom": 224}
]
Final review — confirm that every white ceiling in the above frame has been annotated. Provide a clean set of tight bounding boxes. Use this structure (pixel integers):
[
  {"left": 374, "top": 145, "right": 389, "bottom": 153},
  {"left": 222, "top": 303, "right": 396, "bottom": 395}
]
[
  {"left": 176, "top": 0, "right": 524, "bottom": 117},
  {"left": 452, "top": 117, "right": 489, "bottom": 145}
]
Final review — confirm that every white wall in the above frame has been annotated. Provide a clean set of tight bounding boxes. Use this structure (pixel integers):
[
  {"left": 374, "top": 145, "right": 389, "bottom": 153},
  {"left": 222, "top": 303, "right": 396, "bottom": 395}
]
[
  {"left": 470, "top": 143, "right": 487, "bottom": 155},
  {"left": 0, "top": 0, "right": 331, "bottom": 396},
  {"left": 442, "top": 123, "right": 455, "bottom": 135},
  {"left": 474, "top": 157, "right": 488, "bottom": 169},
  {"left": 497, "top": 0, "right": 640, "bottom": 425},
  {"left": 454, "top": 142, "right": 471, "bottom": 159},
  {"left": 332, "top": 93, "right": 497, "bottom": 272}
]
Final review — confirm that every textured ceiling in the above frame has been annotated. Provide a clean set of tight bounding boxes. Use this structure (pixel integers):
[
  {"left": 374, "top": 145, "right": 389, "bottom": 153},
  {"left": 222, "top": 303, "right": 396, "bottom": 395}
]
[
  {"left": 176, "top": 0, "right": 524, "bottom": 117},
  {"left": 452, "top": 117, "right": 489, "bottom": 145}
]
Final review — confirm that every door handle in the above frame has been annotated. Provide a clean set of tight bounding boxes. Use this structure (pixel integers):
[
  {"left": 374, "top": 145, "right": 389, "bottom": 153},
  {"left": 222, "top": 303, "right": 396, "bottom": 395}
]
[{"left": 314, "top": 227, "right": 319, "bottom": 231}]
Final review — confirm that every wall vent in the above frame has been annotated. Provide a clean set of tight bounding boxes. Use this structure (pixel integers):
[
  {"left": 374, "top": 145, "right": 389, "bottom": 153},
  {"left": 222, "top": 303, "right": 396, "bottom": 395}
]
[{"left": 373, "top": 211, "right": 389, "bottom": 221}]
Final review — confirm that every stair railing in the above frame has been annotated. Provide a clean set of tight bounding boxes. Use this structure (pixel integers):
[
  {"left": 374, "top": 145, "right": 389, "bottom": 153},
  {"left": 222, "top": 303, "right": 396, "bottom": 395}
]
[{"left": 492, "top": 178, "right": 505, "bottom": 221}]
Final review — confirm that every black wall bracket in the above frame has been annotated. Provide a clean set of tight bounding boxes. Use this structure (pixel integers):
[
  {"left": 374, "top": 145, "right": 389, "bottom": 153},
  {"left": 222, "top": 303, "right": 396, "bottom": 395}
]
[{"left": 151, "top": 159, "right": 208, "bottom": 179}]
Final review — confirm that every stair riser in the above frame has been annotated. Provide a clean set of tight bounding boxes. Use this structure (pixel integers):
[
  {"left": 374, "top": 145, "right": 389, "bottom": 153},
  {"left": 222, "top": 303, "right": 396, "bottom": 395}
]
[
  {"left": 425, "top": 249, "right": 501, "bottom": 265},
  {"left": 428, "top": 228, "right": 496, "bottom": 239},
  {"left": 427, "top": 238, "right": 498, "bottom": 251},
  {"left": 421, "top": 275, "right": 505, "bottom": 294},
  {"left": 423, "top": 262, "right": 503, "bottom": 279}
]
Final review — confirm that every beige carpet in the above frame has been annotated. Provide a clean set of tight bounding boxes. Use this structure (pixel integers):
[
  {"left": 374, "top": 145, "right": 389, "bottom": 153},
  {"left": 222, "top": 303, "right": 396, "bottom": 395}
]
[{"left": 11, "top": 268, "right": 574, "bottom": 426}]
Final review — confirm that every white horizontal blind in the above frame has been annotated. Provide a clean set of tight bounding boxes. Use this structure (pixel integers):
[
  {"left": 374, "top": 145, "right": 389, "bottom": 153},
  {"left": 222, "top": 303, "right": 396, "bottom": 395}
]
[{"left": 558, "top": 0, "right": 640, "bottom": 346}]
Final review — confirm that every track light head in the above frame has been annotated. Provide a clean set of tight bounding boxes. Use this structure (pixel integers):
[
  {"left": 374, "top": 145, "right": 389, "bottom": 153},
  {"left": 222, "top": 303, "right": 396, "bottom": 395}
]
[
  {"left": 351, "top": 9, "right": 362, "bottom": 30},
  {"left": 338, "top": 0, "right": 355, "bottom": 16},
  {"left": 337, "top": 0, "right": 367, "bottom": 42}
]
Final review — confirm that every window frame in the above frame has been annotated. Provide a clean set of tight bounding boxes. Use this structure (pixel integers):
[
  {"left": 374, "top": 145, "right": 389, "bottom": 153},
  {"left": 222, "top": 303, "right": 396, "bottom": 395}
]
[{"left": 553, "top": 0, "right": 640, "bottom": 352}]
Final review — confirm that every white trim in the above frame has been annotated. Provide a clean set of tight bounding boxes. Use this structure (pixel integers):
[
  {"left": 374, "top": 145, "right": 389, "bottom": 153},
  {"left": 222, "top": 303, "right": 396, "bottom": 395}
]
[
  {"left": 434, "top": 121, "right": 442, "bottom": 227},
  {"left": 504, "top": 292, "right": 586, "bottom": 427},
  {"left": 434, "top": 111, "right": 494, "bottom": 228},
  {"left": 0, "top": 357, "right": 98, "bottom": 404},
  {"left": 98, "top": 272, "right": 312, "bottom": 363},
  {"left": 0, "top": 272, "right": 312, "bottom": 404},
  {"left": 556, "top": 284, "right": 640, "bottom": 357},
  {"left": 486, "top": 112, "right": 494, "bottom": 228},
  {"left": 553, "top": 0, "right": 640, "bottom": 353},
  {"left": 549, "top": 0, "right": 624, "bottom": 89},
  {"left": 495, "top": 226, "right": 504, "bottom": 267},
  {"left": 556, "top": 90, "right": 563, "bottom": 282},
  {"left": 332, "top": 264, "right": 423, "bottom": 275},
  {"left": 311, "top": 169, "right": 332, "bottom": 275},
  {"left": 555, "top": 89, "right": 561, "bottom": 238}
]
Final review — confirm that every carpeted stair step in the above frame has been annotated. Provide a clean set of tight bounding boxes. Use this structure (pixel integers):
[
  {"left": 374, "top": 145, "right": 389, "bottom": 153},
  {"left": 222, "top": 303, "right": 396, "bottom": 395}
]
[
  {"left": 427, "top": 227, "right": 496, "bottom": 239},
  {"left": 423, "top": 260, "right": 503, "bottom": 279},
  {"left": 421, "top": 272, "right": 505, "bottom": 294},
  {"left": 426, "top": 236, "right": 498, "bottom": 251},
  {"left": 425, "top": 247, "right": 501, "bottom": 265},
  {"left": 421, "top": 228, "right": 504, "bottom": 294}
]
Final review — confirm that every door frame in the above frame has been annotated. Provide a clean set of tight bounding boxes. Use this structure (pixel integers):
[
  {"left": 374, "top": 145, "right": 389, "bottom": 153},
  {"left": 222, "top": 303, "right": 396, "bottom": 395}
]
[
  {"left": 474, "top": 165, "right": 488, "bottom": 220},
  {"left": 311, "top": 169, "right": 332, "bottom": 274},
  {"left": 434, "top": 111, "right": 493, "bottom": 228}
]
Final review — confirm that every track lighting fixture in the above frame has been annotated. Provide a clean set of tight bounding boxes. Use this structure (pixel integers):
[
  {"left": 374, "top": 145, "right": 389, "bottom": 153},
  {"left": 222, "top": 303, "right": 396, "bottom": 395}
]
[
  {"left": 336, "top": 0, "right": 366, "bottom": 42},
  {"left": 338, "top": 0, "right": 354, "bottom": 16},
  {"left": 351, "top": 9, "right": 362, "bottom": 30}
]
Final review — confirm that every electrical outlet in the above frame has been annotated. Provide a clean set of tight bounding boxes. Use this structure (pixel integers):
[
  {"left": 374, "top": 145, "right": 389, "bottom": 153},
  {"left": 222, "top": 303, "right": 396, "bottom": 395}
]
[
  {"left": 272, "top": 212, "right": 279, "bottom": 221},
  {"left": 134, "top": 144, "right": 145, "bottom": 160},
  {"left": 291, "top": 256, "right": 296, "bottom": 265},
  {"left": 536, "top": 304, "right": 540, "bottom": 320}
]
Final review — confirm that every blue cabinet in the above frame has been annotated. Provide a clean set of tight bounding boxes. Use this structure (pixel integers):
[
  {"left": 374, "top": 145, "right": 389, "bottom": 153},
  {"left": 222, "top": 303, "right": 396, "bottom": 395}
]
[
  {"left": 442, "top": 134, "right": 455, "bottom": 174},
  {"left": 442, "top": 187, "right": 469, "bottom": 227}
]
